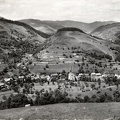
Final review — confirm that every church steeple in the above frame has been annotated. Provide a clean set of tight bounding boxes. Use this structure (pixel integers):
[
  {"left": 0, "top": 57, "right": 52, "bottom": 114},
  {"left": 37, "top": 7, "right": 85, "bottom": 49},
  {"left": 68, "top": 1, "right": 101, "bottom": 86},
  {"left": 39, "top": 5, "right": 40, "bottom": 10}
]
[{"left": 70, "top": 66, "right": 72, "bottom": 72}]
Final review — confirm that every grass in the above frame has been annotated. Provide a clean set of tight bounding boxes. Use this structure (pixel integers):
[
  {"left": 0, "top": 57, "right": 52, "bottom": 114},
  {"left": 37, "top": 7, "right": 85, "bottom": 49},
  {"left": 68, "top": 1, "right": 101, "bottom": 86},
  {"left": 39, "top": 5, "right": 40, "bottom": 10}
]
[
  {"left": 30, "top": 63, "right": 80, "bottom": 74},
  {"left": 0, "top": 103, "right": 120, "bottom": 120},
  {"left": 34, "top": 82, "right": 115, "bottom": 99}
]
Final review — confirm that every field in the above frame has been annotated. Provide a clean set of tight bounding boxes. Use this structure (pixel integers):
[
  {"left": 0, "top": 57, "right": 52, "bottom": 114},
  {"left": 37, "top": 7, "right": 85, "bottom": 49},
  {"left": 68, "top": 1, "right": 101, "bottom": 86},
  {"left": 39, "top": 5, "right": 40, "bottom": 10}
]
[
  {"left": 0, "top": 81, "right": 114, "bottom": 101},
  {"left": 30, "top": 63, "right": 80, "bottom": 74},
  {"left": 34, "top": 82, "right": 116, "bottom": 98},
  {"left": 0, "top": 103, "right": 120, "bottom": 120}
]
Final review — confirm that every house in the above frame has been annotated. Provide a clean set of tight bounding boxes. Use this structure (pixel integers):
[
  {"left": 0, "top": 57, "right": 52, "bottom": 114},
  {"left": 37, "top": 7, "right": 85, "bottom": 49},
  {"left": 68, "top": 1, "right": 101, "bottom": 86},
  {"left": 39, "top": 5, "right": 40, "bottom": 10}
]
[
  {"left": 0, "top": 83, "right": 5, "bottom": 90},
  {"left": 0, "top": 59, "right": 4, "bottom": 64},
  {"left": 17, "top": 63, "right": 22, "bottom": 67},
  {"left": 91, "top": 73, "right": 102, "bottom": 81},
  {"left": 19, "top": 76, "right": 24, "bottom": 79},
  {"left": 115, "top": 74, "right": 120, "bottom": 79},
  {"left": 25, "top": 53, "right": 33, "bottom": 60},
  {"left": 68, "top": 72, "right": 77, "bottom": 81},
  {"left": 103, "top": 70, "right": 115, "bottom": 78},
  {"left": 84, "top": 74, "right": 90, "bottom": 78},
  {"left": 51, "top": 73, "right": 58, "bottom": 77},
  {"left": 4, "top": 78, "right": 11, "bottom": 84},
  {"left": 78, "top": 73, "right": 84, "bottom": 77}
]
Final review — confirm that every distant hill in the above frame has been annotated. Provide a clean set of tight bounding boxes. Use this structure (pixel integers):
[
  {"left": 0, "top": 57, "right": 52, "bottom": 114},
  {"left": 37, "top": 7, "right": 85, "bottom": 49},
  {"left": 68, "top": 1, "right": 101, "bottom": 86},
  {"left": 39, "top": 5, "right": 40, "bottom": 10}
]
[
  {"left": 20, "top": 19, "right": 115, "bottom": 34},
  {"left": 91, "top": 23, "right": 120, "bottom": 44},
  {"left": 20, "top": 19, "right": 63, "bottom": 35},
  {"left": 52, "top": 20, "right": 115, "bottom": 33}
]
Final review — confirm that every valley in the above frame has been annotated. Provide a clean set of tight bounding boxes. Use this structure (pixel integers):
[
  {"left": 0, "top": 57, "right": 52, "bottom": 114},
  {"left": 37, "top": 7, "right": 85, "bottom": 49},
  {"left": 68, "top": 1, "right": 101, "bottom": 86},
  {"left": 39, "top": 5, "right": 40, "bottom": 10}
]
[{"left": 0, "top": 17, "right": 120, "bottom": 120}]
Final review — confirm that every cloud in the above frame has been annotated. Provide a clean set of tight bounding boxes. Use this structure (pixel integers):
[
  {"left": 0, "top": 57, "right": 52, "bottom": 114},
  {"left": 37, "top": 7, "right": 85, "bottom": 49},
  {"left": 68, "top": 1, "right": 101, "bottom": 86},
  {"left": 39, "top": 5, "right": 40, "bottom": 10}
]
[{"left": 0, "top": 0, "right": 120, "bottom": 22}]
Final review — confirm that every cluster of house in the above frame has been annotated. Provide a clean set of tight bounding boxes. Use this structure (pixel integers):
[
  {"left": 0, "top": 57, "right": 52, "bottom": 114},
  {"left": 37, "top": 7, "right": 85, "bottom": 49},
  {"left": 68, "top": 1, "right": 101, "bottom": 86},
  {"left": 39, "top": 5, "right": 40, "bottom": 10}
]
[
  {"left": 0, "top": 70, "right": 120, "bottom": 91},
  {"left": 68, "top": 71, "right": 120, "bottom": 82}
]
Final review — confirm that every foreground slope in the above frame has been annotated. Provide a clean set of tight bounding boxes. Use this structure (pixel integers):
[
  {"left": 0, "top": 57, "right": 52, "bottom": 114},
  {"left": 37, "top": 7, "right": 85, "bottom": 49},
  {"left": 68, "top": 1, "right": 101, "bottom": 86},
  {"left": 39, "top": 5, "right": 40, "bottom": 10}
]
[{"left": 0, "top": 103, "right": 120, "bottom": 120}]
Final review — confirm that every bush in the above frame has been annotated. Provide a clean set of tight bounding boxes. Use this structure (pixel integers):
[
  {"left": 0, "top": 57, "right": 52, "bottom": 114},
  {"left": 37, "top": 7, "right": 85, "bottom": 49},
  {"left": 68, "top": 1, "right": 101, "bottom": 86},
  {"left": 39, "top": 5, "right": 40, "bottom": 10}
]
[
  {"left": 90, "top": 95, "right": 97, "bottom": 102},
  {"left": 99, "top": 95, "right": 106, "bottom": 102},
  {"left": 76, "top": 95, "right": 83, "bottom": 103},
  {"left": 0, "top": 94, "right": 31, "bottom": 110},
  {"left": 84, "top": 95, "right": 90, "bottom": 102},
  {"left": 45, "top": 64, "right": 49, "bottom": 68}
]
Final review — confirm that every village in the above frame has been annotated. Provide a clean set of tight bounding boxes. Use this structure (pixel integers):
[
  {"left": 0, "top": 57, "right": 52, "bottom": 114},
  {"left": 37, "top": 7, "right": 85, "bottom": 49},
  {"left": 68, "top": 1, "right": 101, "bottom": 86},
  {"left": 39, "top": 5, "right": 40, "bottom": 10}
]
[
  {"left": 0, "top": 64, "right": 120, "bottom": 98},
  {"left": 0, "top": 51, "right": 120, "bottom": 111},
  {"left": 0, "top": 52, "right": 120, "bottom": 97}
]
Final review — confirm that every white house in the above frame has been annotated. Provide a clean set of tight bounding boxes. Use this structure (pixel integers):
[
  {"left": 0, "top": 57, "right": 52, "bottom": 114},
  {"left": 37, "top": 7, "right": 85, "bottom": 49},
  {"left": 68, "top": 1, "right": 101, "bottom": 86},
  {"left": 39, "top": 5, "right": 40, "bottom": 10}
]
[
  {"left": 4, "top": 78, "right": 11, "bottom": 83},
  {"left": 91, "top": 73, "right": 102, "bottom": 81},
  {"left": 0, "top": 83, "right": 5, "bottom": 89},
  {"left": 68, "top": 72, "right": 77, "bottom": 81}
]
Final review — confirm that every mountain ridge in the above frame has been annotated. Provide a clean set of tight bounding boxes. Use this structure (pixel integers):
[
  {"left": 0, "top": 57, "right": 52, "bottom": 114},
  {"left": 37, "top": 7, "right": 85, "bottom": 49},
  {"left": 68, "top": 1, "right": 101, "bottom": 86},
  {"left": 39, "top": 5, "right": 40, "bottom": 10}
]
[{"left": 20, "top": 19, "right": 116, "bottom": 34}]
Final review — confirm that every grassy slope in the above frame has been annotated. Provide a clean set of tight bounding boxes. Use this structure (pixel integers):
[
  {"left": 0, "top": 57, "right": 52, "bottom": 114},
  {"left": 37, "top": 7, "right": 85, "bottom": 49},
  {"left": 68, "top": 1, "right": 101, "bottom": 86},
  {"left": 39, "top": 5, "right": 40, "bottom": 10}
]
[
  {"left": 66, "top": 31, "right": 115, "bottom": 60},
  {"left": 30, "top": 30, "right": 116, "bottom": 74},
  {"left": 38, "top": 31, "right": 115, "bottom": 61},
  {"left": 0, "top": 103, "right": 120, "bottom": 120},
  {"left": 20, "top": 19, "right": 63, "bottom": 35},
  {"left": 0, "top": 20, "right": 45, "bottom": 43}
]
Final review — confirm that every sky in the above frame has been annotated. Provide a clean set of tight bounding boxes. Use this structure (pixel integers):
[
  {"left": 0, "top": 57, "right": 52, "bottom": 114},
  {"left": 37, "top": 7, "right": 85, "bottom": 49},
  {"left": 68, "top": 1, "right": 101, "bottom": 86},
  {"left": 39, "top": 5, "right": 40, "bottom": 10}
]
[{"left": 0, "top": 0, "right": 120, "bottom": 22}]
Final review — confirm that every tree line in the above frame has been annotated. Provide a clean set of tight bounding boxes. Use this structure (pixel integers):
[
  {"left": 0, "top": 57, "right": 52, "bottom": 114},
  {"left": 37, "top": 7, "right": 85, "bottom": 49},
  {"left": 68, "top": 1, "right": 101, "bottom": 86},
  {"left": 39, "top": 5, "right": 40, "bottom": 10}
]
[
  {"left": 1, "top": 87, "right": 120, "bottom": 110},
  {"left": 57, "top": 27, "right": 85, "bottom": 33}
]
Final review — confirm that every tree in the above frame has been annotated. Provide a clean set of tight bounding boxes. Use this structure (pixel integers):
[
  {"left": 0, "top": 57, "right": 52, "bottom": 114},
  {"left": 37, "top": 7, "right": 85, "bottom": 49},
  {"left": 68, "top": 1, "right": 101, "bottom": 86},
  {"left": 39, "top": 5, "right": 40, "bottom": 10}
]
[
  {"left": 45, "top": 64, "right": 49, "bottom": 68},
  {"left": 113, "top": 90, "right": 120, "bottom": 102},
  {"left": 3, "top": 67, "right": 8, "bottom": 73},
  {"left": 13, "top": 86, "right": 19, "bottom": 93},
  {"left": 84, "top": 95, "right": 90, "bottom": 102},
  {"left": 90, "top": 95, "right": 97, "bottom": 102},
  {"left": 10, "top": 94, "right": 30, "bottom": 108},
  {"left": 82, "top": 57, "right": 84, "bottom": 62},
  {"left": 99, "top": 95, "right": 106, "bottom": 102},
  {"left": 69, "top": 55, "right": 72, "bottom": 58},
  {"left": 2, "top": 95, "right": 7, "bottom": 101},
  {"left": 91, "top": 84, "right": 95, "bottom": 90},
  {"left": 61, "top": 70, "right": 66, "bottom": 75}
]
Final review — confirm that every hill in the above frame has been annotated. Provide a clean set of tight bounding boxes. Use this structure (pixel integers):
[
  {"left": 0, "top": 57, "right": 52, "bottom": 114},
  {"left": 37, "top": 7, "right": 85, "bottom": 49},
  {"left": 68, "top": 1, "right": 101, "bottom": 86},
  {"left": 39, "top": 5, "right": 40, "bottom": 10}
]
[
  {"left": 20, "top": 19, "right": 115, "bottom": 34},
  {"left": 91, "top": 23, "right": 120, "bottom": 44},
  {"left": 0, "top": 103, "right": 120, "bottom": 120},
  {"left": 20, "top": 19, "right": 63, "bottom": 35},
  {"left": 29, "top": 27, "right": 120, "bottom": 73},
  {"left": 53, "top": 20, "right": 115, "bottom": 33},
  {"left": 0, "top": 18, "right": 50, "bottom": 64},
  {"left": 37, "top": 27, "right": 115, "bottom": 62}
]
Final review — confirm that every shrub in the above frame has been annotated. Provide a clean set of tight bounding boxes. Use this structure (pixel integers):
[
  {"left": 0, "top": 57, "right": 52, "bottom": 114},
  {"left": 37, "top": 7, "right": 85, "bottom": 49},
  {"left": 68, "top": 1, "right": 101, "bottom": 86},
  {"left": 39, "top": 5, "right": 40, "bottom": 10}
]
[
  {"left": 84, "top": 95, "right": 90, "bottom": 102},
  {"left": 76, "top": 95, "right": 83, "bottom": 103},
  {"left": 45, "top": 64, "right": 49, "bottom": 68},
  {"left": 99, "top": 95, "right": 106, "bottom": 102}
]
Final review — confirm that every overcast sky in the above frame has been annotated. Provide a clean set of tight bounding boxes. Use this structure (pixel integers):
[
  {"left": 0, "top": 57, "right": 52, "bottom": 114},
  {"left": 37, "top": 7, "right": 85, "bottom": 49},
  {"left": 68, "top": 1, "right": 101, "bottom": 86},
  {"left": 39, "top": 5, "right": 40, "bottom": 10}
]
[{"left": 0, "top": 0, "right": 120, "bottom": 22}]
